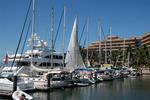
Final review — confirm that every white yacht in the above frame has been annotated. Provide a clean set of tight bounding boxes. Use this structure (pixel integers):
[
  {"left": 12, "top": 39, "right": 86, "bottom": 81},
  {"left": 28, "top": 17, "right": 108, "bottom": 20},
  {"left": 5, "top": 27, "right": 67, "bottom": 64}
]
[
  {"left": 1, "top": 0, "right": 66, "bottom": 91},
  {"left": 1, "top": 35, "right": 67, "bottom": 91},
  {"left": 2, "top": 34, "right": 64, "bottom": 75}
]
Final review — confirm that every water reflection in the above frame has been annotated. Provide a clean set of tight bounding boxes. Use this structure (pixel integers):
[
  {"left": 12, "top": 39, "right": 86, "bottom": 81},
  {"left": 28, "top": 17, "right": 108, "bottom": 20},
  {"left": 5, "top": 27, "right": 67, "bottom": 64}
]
[
  {"left": 30, "top": 76, "right": 150, "bottom": 100},
  {"left": 1, "top": 76, "right": 150, "bottom": 100}
]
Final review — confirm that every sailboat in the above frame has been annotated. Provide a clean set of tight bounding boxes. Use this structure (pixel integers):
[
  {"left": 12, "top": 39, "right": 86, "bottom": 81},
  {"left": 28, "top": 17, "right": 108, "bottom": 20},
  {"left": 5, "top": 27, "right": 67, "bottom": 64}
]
[
  {"left": 65, "top": 18, "right": 95, "bottom": 86},
  {"left": 65, "top": 18, "right": 85, "bottom": 72},
  {"left": 98, "top": 26, "right": 113, "bottom": 81},
  {"left": 28, "top": 1, "right": 72, "bottom": 90}
]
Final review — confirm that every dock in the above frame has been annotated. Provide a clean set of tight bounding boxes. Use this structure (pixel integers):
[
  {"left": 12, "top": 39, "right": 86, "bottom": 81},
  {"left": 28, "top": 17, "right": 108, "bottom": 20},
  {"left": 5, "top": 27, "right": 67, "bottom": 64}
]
[{"left": 142, "top": 68, "right": 150, "bottom": 75}]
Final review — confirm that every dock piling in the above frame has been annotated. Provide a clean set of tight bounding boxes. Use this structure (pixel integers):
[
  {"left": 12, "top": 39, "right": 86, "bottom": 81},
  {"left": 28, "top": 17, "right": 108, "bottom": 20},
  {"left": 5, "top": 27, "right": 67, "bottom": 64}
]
[
  {"left": 13, "top": 75, "right": 18, "bottom": 92},
  {"left": 47, "top": 74, "right": 51, "bottom": 89}
]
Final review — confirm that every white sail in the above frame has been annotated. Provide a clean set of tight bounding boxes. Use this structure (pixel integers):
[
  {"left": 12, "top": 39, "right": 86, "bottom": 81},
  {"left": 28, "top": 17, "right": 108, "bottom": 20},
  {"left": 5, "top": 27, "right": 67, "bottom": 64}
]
[
  {"left": 65, "top": 18, "right": 85, "bottom": 72},
  {"left": 86, "top": 59, "right": 91, "bottom": 67}
]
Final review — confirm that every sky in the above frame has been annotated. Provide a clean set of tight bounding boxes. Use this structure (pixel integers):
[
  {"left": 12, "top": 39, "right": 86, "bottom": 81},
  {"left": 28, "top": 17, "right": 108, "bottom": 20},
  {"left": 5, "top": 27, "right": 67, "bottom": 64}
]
[{"left": 0, "top": 0, "right": 150, "bottom": 60}]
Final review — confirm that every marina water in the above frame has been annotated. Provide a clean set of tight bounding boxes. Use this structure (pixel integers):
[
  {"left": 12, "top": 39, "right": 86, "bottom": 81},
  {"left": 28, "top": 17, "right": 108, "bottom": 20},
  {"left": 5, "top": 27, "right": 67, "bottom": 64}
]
[{"left": 1, "top": 75, "right": 150, "bottom": 100}]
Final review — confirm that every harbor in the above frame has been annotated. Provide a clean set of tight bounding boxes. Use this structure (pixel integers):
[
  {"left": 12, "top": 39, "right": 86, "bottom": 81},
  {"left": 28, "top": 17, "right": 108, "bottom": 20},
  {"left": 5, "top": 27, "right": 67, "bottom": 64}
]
[
  {"left": 30, "top": 75, "right": 150, "bottom": 100},
  {"left": 1, "top": 75, "right": 150, "bottom": 100},
  {"left": 0, "top": 0, "right": 150, "bottom": 100}
]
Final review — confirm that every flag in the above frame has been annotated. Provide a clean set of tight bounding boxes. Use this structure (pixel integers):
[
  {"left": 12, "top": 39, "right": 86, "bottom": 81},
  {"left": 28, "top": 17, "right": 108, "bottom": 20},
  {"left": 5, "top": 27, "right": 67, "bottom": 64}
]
[{"left": 4, "top": 53, "right": 8, "bottom": 65}]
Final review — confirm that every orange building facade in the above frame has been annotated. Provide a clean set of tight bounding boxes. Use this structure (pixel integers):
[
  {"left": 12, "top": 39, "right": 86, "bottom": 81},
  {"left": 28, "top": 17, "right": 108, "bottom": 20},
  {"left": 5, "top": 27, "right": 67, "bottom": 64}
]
[
  {"left": 88, "top": 33, "right": 150, "bottom": 51},
  {"left": 141, "top": 32, "right": 150, "bottom": 48}
]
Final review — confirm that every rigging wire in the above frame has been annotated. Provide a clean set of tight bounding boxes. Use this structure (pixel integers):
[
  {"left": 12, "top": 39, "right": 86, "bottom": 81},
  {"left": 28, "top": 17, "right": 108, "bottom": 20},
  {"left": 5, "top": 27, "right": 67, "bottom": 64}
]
[
  {"left": 53, "top": 9, "right": 63, "bottom": 49},
  {"left": 17, "top": 20, "right": 31, "bottom": 70},
  {"left": 11, "top": 0, "right": 32, "bottom": 69},
  {"left": 79, "top": 19, "right": 87, "bottom": 45}
]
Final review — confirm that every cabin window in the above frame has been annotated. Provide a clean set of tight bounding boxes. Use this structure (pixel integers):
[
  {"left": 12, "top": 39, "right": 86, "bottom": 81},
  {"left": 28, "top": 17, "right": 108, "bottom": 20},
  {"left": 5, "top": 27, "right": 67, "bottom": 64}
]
[
  {"left": 58, "top": 56, "right": 63, "bottom": 59},
  {"left": 44, "top": 55, "right": 63, "bottom": 59},
  {"left": 54, "top": 55, "right": 63, "bottom": 59},
  {"left": 53, "top": 55, "right": 56, "bottom": 59},
  {"left": 38, "top": 62, "right": 63, "bottom": 67},
  {"left": 29, "top": 54, "right": 40, "bottom": 57},
  {"left": 45, "top": 55, "right": 51, "bottom": 58},
  {"left": 17, "top": 62, "right": 30, "bottom": 66},
  {"left": 33, "top": 54, "right": 39, "bottom": 57},
  {"left": 39, "top": 63, "right": 51, "bottom": 66},
  {"left": 53, "top": 63, "right": 63, "bottom": 66}
]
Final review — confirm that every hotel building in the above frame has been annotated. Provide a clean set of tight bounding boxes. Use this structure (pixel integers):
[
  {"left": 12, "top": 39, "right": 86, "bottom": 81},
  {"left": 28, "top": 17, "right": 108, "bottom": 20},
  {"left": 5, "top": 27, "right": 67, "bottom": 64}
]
[
  {"left": 141, "top": 32, "right": 150, "bottom": 48},
  {"left": 88, "top": 35, "right": 141, "bottom": 51}
]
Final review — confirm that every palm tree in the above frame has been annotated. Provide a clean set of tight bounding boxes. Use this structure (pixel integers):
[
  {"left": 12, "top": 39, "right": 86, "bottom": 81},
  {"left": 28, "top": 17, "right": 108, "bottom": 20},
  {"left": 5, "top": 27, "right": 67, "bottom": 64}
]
[{"left": 84, "top": 41, "right": 150, "bottom": 68}]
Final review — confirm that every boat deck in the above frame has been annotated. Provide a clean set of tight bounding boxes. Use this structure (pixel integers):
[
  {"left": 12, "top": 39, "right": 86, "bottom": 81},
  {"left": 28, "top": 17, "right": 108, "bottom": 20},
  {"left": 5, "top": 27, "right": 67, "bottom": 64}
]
[{"left": 0, "top": 90, "right": 12, "bottom": 96}]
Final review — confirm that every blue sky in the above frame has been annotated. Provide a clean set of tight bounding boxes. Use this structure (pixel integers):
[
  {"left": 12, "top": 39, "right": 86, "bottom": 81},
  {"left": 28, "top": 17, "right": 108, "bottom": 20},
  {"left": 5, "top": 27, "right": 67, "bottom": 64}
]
[{"left": 0, "top": 0, "right": 150, "bottom": 60}]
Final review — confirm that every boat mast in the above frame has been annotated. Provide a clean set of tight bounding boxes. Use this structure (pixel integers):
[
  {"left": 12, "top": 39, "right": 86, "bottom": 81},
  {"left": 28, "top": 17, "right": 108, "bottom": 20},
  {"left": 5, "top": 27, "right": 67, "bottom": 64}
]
[
  {"left": 122, "top": 37, "right": 125, "bottom": 66},
  {"left": 31, "top": 0, "right": 35, "bottom": 66},
  {"left": 51, "top": 8, "right": 55, "bottom": 50},
  {"left": 86, "top": 17, "right": 89, "bottom": 67},
  {"left": 50, "top": 8, "right": 54, "bottom": 68},
  {"left": 63, "top": 6, "right": 66, "bottom": 68},
  {"left": 127, "top": 52, "right": 130, "bottom": 67},
  {"left": 109, "top": 26, "right": 112, "bottom": 64},
  {"left": 98, "top": 23, "right": 102, "bottom": 65},
  {"left": 75, "top": 18, "right": 77, "bottom": 67},
  {"left": 104, "top": 34, "right": 107, "bottom": 64}
]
